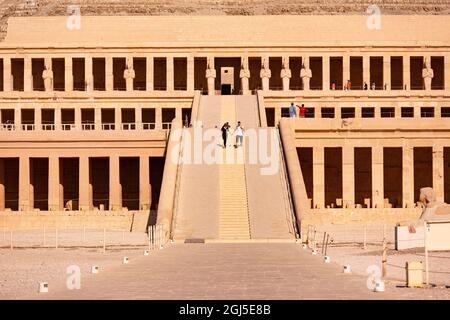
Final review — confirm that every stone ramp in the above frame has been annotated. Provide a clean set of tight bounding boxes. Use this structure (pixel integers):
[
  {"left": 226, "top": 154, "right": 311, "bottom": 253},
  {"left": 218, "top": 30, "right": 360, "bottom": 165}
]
[
  {"left": 35, "top": 243, "right": 393, "bottom": 300},
  {"left": 235, "top": 96, "right": 297, "bottom": 239},
  {"left": 172, "top": 127, "right": 221, "bottom": 240},
  {"left": 245, "top": 128, "right": 297, "bottom": 239},
  {"left": 173, "top": 95, "right": 296, "bottom": 241}
]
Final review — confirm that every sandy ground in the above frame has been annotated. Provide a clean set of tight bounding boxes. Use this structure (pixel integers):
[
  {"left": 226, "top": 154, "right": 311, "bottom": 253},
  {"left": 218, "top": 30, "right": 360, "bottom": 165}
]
[
  {"left": 0, "top": 230, "right": 152, "bottom": 299},
  {"left": 311, "top": 224, "right": 450, "bottom": 299},
  {"left": 1, "top": 226, "right": 449, "bottom": 299}
]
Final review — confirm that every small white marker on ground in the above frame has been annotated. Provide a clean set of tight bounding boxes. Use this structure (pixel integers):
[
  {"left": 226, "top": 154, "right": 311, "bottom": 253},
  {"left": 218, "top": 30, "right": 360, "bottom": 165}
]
[
  {"left": 343, "top": 265, "right": 351, "bottom": 273},
  {"left": 38, "top": 282, "right": 49, "bottom": 293},
  {"left": 374, "top": 279, "right": 386, "bottom": 292}
]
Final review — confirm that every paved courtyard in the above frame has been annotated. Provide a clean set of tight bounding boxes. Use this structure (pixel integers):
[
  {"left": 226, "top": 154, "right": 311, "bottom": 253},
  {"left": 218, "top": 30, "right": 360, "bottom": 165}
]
[{"left": 28, "top": 243, "right": 394, "bottom": 300}]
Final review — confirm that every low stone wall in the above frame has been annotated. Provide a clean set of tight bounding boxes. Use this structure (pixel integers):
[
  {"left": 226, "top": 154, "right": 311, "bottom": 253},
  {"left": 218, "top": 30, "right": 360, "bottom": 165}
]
[
  {"left": 0, "top": 210, "right": 151, "bottom": 232},
  {"left": 301, "top": 208, "right": 422, "bottom": 236}
]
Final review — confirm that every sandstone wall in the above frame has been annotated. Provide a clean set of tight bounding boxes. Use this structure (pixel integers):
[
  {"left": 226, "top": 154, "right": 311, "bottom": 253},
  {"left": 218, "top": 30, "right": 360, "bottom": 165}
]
[
  {"left": 0, "top": 210, "right": 151, "bottom": 232},
  {"left": 2, "top": 0, "right": 449, "bottom": 39}
]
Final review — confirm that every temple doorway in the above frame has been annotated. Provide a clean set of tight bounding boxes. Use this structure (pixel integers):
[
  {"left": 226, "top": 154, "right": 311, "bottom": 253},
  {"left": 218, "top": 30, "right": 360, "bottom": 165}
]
[{"left": 214, "top": 58, "right": 241, "bottom": 94}]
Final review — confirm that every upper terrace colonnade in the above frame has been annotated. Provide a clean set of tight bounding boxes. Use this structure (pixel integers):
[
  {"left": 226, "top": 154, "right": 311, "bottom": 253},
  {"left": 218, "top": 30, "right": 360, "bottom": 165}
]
[{"left": 0, "top": 15, "right": 448, "bottom": 96}]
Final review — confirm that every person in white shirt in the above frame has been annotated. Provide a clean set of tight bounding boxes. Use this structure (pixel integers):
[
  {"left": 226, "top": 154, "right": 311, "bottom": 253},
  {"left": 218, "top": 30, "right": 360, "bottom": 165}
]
[{"left": 233, "top": 121, "right": 244, "bottom": 147}]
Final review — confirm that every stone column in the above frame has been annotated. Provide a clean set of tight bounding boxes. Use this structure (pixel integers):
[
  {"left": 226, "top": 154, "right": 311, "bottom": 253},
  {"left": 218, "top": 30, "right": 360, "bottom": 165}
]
[
  {"left": 79, "top": 156, "right": 92, "bottom": 211},
  {"left": 313, "top": 146, "right": 325, "bottom": 209},
  {"left": 343, "top": 54, "right": 350, "bottom": 89},
  {"left": 15, "top": 107, "right": 21, "bottom": 131},
  {"left": 323, "top": 55, "right": 330, "bottom": 91},
  {"left": 74, "top": 107, "right": 81, "bottom": 130},
  {"left": 35, "top": 106, "right": 42, "bottom": 131},
  {"left": 355, "top": 107, "right": 362, "bottom": 118},
  {"left": 167, "top": 56, "right": 174, "bottom": 92},
  {"left": 445, "top": 54, "right": 450, "bottom": 91},
  {"left": 402, "top": 145, "right": 414, "bottom": 208},
  {"left": 187, "top": 56, "right": 194, "bottom": 92},
  {"left": 115, "top": 107, "right": 121, "bottom": 130},
  {"left": 335, "top": 107, "right": 342, "bottom": 119},
  {"left": 383, "top": 55, "right": 390, "bottom": 90},
  {"left": 300, "top": 56, "right": 312, "bottom": 91},
  {"left": 65, "top": 57, "right": 73, "bottom": 92},
  {"left": 274, "top": 107, "right": 282, "bottom": 125},
  {"left": 95, "top": 108, "right": 102, "bottom": 131},
  {"left": 24, "top": 57, "right": 32, "bottom": 92},
  {"left": 240, "top": 56, "right": 251, "bottom": 95},
  {"left": 342, "top": 145, "right": 355, "bottom": 207},
  {"left": 206, "top": 57, "right": 216, "bottom": 95},
  {"left": 54, "top": 106, "right": 61, "bottom": 130},
  {"left": 48, "top": 156, "right": 62, "bottom": 211},
  {"left": 85, "top": 56, "right": 93, "bottom": 92},
  {"left": 109, "top": 155, "right": 122, "bottom": 211},
  {"left": 260, "top": 56, "right": 271, "bottom": 91},
  {"left": 403, "top": 55, "right": 410, "bottom": 90},
  {"left": 3, "top": 58, "right": 11, "bottom": 92},
  {"left": 19, "top": 156, "right": 30, "bottom": 211},
  {"left": 124, "top": 57, "right": 135, "bottom": 92},
  {"left": 374, "top": 105, "right": 381, "bottom": 118},
  {"left": 0, "top": 159, "right": 5, "bottom": 211},
  {"left": 106, "top": 56, "right": 113, "bottom": 91},
  {"left": 135, "top": 106, "right": 142, "bottom": 129},
  {"left": 281, "top": 56, "right": 291, "bottom": 91},
  {"left": 156, "top": 107, "right": 163, "bottom": 129},
  {"left": 422, "top": 56, "right": 433, "bottom": 91},
  {"left": 395, "top": 104, "right": 401, "bottom": 119},
  {"left": 363, "top": 54, "right": 370, "bottom": 89},
  {"left": 433, "top": 145, "right": 444, "bottom": 203},
  {"left": 139, "top": 155, "right": 151, "bottom": 210},
  {"left": 146, "top": 56, "right": 153, "bottom": 91},
  {"left": 372, "top": 146, "right": 384, "bottom": 208},
  {"left": 43, "top": 57, "right": 53, "bottom": 92}
]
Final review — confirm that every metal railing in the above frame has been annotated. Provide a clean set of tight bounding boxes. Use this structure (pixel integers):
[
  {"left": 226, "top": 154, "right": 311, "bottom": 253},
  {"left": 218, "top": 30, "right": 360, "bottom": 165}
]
[
  {"left": 22, "top": 124, "right": 35, "bottom": 131},
  {"left": 42, "top": 124, "right": 55, "bottom": 131},
  {"left": 82, "top": 123, "right": 95, "bottom": 130},
  {"left": 62, "top": 124, "right": 76, "bottom": 131},
  {"left": 101, "top": 123, "right": 115, "bottom": 130},
  {"left": 276, "top": 128, "right": 300, "bottom": 239},
  {"left": 0, "top": 123, "right": 15, "bottom": 131},
  {"left": 142, "top": 122, "right": 156, "bottom": 130},
  {"left": 121, "top": 123, "right": 136, "bottom": 130}
]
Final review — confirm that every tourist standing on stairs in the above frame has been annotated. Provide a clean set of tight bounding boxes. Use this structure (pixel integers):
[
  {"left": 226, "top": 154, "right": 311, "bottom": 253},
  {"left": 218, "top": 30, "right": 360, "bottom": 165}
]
[
  {"left": 233, "top": 121, "right": 245, "bottom": 148},
  {"left": 221, "top": 122, "right": 230, "bottom": 148},
  {"left": 288, "top": 102, "right": 297, "bottom": 117}
]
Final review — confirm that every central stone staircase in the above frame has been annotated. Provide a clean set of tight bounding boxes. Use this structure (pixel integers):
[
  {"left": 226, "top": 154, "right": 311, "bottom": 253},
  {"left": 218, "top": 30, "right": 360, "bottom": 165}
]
[
  {"left": 172, "top": 94, "right": 298, "bottom": 242},
  {"left": 219, "top": 152, "right": 251, "bottom": 240}
]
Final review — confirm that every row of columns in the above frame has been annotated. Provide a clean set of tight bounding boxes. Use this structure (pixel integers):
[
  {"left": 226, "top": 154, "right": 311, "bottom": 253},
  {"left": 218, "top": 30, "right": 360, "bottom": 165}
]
[
  {"left": 0, "top": 156, "right": 151, "bottom": 211},
  {"left": 1, "top": 106, "right": 181, "bottom": 131},
  {"left": 311, "top": 145, "right": 445, "bottom": 209},
  {"left": 1, "top": 56, "right": 196, "bottom": 93},
  {"left": 3, "top": 54, "right": 449, "bottom": 93}
]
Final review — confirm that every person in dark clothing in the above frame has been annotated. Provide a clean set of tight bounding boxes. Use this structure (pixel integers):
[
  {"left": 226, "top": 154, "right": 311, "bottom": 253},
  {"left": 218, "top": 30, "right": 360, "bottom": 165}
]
[{"left": 221, "top": 122, "right": 230, "bottom": 148}]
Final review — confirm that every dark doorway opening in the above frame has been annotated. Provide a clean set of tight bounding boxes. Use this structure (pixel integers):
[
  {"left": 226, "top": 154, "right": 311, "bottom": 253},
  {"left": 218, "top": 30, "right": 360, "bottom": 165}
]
[{"left": 221, "top": 84, "right": 232, "bottom": 95}]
